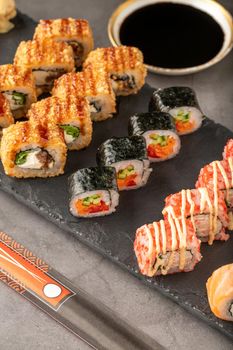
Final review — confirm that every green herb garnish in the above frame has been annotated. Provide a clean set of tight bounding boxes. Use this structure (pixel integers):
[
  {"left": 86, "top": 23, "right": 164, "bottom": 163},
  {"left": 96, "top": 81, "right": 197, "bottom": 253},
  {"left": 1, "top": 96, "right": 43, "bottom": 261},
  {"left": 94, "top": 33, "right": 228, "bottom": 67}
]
[
  {"left": 60, "top": 125, "right": 80, "bottom": 139},
  {"left": 15, "top": 150, "right": 31, "bottom": 165},
  {"left": 12, "top": 92, "right": 26, "bottom": 106}
]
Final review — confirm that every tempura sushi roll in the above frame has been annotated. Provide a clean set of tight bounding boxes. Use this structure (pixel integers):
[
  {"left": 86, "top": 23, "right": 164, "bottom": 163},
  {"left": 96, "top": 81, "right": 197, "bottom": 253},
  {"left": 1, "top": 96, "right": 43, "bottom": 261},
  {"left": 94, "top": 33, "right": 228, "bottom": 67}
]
[
  {"left": 149, "top": 87, "right": 204, "bottom": 135},
  {"left": 14, "top": 39, "right": 75, "bottom": 95},
  {"left": 33, "top": 18, "right": 94, "bottom": 68},
  {"left": 52, "top": 66, "right": 116, "bottom": 121},
  {"left": 163, "top": 188, "right": 229, "bottom": 245},
  {"left": 1, "top": 121, "right": 67, "bottom": 178},
  {"left": 134, "top": 217, "right": 202, "bottom": 277},
  {"left": 206, "top": 264, "right": 233, "bottom": 321},
  {"left": 68, "top": 167, "right": 119, "bottom": 218},
  {"left": 97, "top": 136, "right": 152, "bottom": 191},
  {"left": 196, "top": 159, "right": 233, "bottom": 230},
  {"left": 28, "top": 96, "right": 92, "bottom": 151},
  {"left": 128, "top": 112, "right": 181, "bottom": 162},
  {"left": 223, "top": 139, "right": 233, "bottom": 159},
  {"left": 0, "top": 64, "right": 37, "bottom": 119},
  {"left": 83, "top": 46, "right": 147, "bottom": 96},
  {"left": 0, "top": 93, "right": 14, "bottom": 131}
]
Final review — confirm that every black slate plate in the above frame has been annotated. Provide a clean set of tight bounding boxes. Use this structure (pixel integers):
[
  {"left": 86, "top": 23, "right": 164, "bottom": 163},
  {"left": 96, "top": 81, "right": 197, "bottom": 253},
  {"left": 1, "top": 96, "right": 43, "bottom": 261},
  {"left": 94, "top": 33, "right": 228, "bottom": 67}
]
[{"left": 1, "top": 12, "right": 233, "bottom": 341}]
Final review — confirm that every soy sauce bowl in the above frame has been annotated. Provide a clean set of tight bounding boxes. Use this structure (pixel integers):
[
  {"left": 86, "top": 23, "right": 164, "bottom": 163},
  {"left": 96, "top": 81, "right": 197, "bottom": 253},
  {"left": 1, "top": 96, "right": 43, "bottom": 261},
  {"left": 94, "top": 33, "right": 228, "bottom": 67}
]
[{"left": 108, "top": 0, "right": 233, "bottom": 75}]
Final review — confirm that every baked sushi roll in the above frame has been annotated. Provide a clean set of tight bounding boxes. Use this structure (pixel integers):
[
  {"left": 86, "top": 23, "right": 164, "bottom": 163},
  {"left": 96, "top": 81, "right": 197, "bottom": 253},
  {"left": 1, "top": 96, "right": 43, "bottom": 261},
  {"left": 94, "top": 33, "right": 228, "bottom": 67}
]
[
  {"left": 83, "top": 46, "right": 147, "bottom": 96},
  {"left": 0, "top": 64, "right": 37, "bottom": 119},
  {"left": 163, "top": 188, "right": 229, "bottom": 245},
  {"left": 128, "top": 112, "right": 181, "bottom": 162},
  {"left": 196, "top": 159, "right": 233, "bottom": 230},
  {"left": 28, "top": 96, "right": 92, "bottom": 151},
  {"left": 223, "top": 139, "right": 233, "bottom": 159},
  {"left": 1, "top": 121, "right": 67, "bottom": 178},
  {"left": 68, "top": 167, "right": 119, "bottom": 218},
  {"left": 149, "top": 87, "right": 204, "bottom": 135},
  {"left": 134, "top": 217, "right": 202, "bottom": 277},
  {"left": 206, "top": 264, "right": 233, "bottom": 321},
  {"left": 0, "top": 93, "right": 14, "bottom": 131},
  {"left": 52, "top": 66, "right": 116, "bottom": 122},
  {"left": 33, "top": 18, "right": 94, "bottom": 68},
  {"left": 97, "top": 136, "right": 152, "bottom": 191},
  {"left": 14, "top": 39, "right": 75, "bottom": 95}
]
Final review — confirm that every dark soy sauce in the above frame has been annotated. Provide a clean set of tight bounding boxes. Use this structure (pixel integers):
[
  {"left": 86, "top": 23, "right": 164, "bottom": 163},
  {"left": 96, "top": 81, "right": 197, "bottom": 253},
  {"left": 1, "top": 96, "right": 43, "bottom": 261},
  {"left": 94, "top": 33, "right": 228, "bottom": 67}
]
[{"left": 120, "top": 3, "right": 224, "bottom": 68}]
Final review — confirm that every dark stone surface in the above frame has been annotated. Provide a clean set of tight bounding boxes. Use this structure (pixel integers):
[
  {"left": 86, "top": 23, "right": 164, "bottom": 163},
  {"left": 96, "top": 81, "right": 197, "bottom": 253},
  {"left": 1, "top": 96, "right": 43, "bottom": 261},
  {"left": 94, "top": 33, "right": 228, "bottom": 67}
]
[{"left": 0, "top": 3, "right": 233, "bottom": 348}]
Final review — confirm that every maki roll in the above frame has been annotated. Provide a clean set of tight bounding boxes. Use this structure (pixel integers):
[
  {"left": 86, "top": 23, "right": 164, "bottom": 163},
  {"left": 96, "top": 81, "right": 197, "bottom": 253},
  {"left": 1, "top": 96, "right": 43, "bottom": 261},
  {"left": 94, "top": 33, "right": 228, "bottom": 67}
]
[
  {"left": 196, "top": 159, "right": 233, "bottom": 230},
  {"left": 0, "top": 93, "right": 14, "bottom": 131},
  {"left": 68, "top": 167, "right": 119, "bottom": 218},
  {"left": 97, "top": 136, "right": 152, "bottom": 191},
  {"left": 14, "top": 39, "right": 75, "bottom": 95},
  {"left": 163, "top": 188, "right": 229, "bottom": 245},
  {"left": 206, "top": 264, "right": 233, "bottom": 321},
  {"left": 83, "top": 46, "right": 147, "bottom": 96},
  {"left": 134, "top": 217, "right": 202, "bottom": 277},
  {"left": 28, "top": 96, "right": 92, "bottom": 151},
  {"left": 223, "top": 139, "right": 233, "bottom": 159},
  {"left": 128, "top": 112, "right": 181, "bottom": 162},
  {"left": 1, "top": 121, "right": 67, "bottom": 178},
  {"left": 33, "top": 18, "right": 94, "bottom": 68},
  {"left": 0, "top": 64, "right": 37, "bottom": 119},
  {"left": 52, "top": 66, "right": 116, "bottom": 122},
  {"left": 149, "top": 87, "right": 203, "bottom": 135}
]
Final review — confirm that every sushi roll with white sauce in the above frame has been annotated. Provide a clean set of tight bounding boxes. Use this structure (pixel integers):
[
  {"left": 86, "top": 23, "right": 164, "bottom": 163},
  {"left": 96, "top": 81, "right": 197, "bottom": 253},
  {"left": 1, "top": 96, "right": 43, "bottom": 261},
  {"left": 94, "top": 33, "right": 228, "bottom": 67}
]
[
  {"left": 97, "top": 136, "right": 152, "bottom": 191},
  {"left": 134, "top": 217, "right": 202, "bottom": 277},
  {"left": 68, "top": 167, "right": 119, "bottom": 218},
  {"left": 149, "top": 87, "right": 204, "bottom": 135},
  {"left": 129, "top": 112, "right": 180, "bottom": 162}
]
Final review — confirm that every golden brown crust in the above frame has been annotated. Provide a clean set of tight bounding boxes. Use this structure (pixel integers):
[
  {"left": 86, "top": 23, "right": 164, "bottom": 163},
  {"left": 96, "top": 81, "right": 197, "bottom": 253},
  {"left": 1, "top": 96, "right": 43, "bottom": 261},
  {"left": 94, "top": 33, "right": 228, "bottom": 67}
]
[
  {"left": 28, "top": 95, "right": 93, "bottom": 150},
  {"left": 14, "top": 39, "right": 75, "bottom": 70},
  {"left": 84, "top": 46, "right": 146, "bottom": 73},
  {"left": 52, "top": 65, "right": 115, "bottom": 98},
  {"left": 34, "top": 18, "right": 93, "bottom": 42},
  {"left": 1, "top": 121, "right": 67, "bottom": 178},
  {"left": 0, "top": 93, "right": 14, "bottom": 128},
  {"left": 0, "top": 64, "right": 36, "bottom": 94}
]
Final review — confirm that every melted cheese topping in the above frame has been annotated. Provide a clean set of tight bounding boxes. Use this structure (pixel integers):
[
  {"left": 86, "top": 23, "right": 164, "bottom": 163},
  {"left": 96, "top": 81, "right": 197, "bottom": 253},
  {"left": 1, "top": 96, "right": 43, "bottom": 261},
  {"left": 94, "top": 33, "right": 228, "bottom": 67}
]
[
  {"left": 160, "top": 220, "right": 167, "bottom": 255},
  {"left": 228, "top": 157, "right": 233, "bottom": 188}
]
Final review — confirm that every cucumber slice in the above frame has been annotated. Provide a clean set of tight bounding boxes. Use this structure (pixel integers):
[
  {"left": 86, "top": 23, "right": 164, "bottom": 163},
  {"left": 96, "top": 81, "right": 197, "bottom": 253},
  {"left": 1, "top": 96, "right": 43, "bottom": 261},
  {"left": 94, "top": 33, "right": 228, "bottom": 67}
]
[
  {"left": 12, "top": 91, "right": 26, "bottom": 106},
  {"left": 15, "top": 150, "right": 31, "bottom": 165},
  {"left": 118, "top": 170, "right": 127, "bottom": 179},
  {"left": 60, "top": 125, "right": 80, "bottom": 139}
]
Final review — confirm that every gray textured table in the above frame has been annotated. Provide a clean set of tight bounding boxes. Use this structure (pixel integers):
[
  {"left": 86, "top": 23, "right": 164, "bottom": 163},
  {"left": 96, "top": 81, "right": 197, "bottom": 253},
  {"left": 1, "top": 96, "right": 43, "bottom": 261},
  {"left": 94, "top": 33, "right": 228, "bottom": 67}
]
[{"left": 0, "top": 1, "right": 233, "bottom": 349}]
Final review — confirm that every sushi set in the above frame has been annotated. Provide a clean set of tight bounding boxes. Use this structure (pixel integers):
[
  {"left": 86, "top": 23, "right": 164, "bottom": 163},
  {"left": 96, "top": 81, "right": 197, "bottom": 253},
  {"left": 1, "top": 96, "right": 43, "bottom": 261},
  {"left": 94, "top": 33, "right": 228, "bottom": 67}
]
[{"left": 0, "top": 10, "right": 233, "bottom": 340}]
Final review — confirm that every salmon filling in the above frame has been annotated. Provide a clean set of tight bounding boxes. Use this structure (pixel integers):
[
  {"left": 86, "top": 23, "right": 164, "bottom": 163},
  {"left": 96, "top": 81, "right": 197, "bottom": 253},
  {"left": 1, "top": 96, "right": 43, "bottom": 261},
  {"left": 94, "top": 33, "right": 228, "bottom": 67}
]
[
  {"left": 147, "top": 134, "right": 176, "bottom": 159},
  {"left": 76, "top": 193, "right": 109, "bottom": 215},
  {"left": 117, "top": 165, "right": 137, "bottom": 189}
]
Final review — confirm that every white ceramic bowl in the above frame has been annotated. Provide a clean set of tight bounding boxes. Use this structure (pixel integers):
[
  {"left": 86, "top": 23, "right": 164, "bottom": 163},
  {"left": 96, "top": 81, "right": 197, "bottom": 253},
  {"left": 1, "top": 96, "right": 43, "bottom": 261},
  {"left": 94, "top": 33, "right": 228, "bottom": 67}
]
[{"left": 108, "top": 0, "right": 233, "bottom": 75}]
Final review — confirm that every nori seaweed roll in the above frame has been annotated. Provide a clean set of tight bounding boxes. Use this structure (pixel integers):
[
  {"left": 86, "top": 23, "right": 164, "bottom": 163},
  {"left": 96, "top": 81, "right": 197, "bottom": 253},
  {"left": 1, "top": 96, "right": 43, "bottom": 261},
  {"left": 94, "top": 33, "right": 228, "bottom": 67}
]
[
  {"left": 128, "top": 112, "right": 181, "bottom": 162},
  {"left": 149, "top": 87, "right": 203, "bottom": 135},
  {"left": 68, "top": 167, "right": 119, "bottom": 218},
  {"left": 97, "top": 136, "right": 152, "bottom": 191}
]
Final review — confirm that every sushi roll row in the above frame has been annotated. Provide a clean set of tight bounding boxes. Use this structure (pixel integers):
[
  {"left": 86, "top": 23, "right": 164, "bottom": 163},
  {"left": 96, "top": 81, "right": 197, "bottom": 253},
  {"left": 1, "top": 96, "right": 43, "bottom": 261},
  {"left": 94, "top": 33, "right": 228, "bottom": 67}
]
[
  {"left": 68, "top": 136, "right": 153, "bottom": 217},
  {"left": 0, "top": 95, "right": 92, "bottom": 178},
  {"left": 134, "top": 139, "right": 233, "bottom": 278}
]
